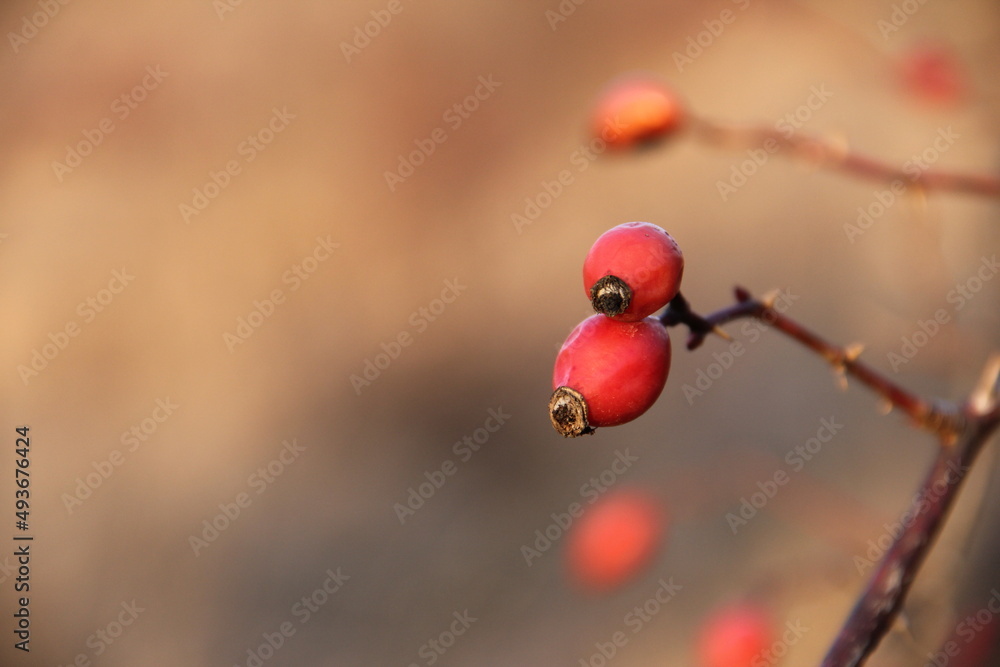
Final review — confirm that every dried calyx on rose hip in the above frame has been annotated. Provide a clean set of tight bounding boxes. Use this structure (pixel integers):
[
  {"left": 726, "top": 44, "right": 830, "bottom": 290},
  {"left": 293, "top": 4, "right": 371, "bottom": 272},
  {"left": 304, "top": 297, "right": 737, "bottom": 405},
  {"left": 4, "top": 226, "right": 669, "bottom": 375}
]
[
  {"left": 549, "top": 314, "right": 671, "bottom": 437},
  {"left": 584, "top": 222, "right": 684, "bottom": 321},
  {"left": 590, "top": 73, "right": 685, "bottom": 151}
]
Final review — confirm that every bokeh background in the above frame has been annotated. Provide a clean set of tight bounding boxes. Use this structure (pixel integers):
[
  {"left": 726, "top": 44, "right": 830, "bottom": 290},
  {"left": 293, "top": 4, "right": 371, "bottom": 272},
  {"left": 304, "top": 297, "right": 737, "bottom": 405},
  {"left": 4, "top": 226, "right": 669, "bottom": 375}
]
[{"left": 2, "top": 0, "right": 1000, "bottom": 665}]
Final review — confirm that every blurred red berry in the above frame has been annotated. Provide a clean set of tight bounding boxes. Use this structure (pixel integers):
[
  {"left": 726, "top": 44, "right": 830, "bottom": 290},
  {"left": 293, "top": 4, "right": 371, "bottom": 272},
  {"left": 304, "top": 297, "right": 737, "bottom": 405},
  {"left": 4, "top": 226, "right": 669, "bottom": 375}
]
[
  {"left": 933, "top": 601, "right": 1000, "bottom": 667},
  {"left": 697, "top": 604, "right": 773, "bottom": 667},
  {"left": 590, "top": 73, "right": 684, "bottom": 151},
  {"left": 584, "top": 222, "right": 684, "bottom": 321},
  {"left": 549, "top": 314, "right": 671, "bottom": 437},
  {"left": 898, "top": 43, "right": 966, "bottom": 106},
  {"left": 566, "top": 489, "right": 666, "bottom": 593}
]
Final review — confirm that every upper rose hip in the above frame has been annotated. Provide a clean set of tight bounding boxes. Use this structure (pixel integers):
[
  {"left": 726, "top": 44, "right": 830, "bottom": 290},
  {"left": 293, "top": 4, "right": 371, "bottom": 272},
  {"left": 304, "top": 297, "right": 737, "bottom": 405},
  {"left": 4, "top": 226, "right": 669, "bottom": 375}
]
[{"left": 584, "top": 222, "right": 684, "bottom": 321}]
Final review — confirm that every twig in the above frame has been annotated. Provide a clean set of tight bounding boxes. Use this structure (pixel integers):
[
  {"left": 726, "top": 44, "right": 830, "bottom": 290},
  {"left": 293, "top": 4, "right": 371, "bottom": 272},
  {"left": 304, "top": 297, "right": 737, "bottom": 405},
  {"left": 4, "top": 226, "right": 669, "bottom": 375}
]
[
  {"left": 821, "top": 404, "right": 997, "bottom": 667},
  {"left": 689, "top": 116, "right": 1000, "bottom": 199},
  {"left": 661, "top": 288, "right": 958, "bottom": 439},
  {"left": 663, "top": 289, "right": 1000, "bottom": 666}
]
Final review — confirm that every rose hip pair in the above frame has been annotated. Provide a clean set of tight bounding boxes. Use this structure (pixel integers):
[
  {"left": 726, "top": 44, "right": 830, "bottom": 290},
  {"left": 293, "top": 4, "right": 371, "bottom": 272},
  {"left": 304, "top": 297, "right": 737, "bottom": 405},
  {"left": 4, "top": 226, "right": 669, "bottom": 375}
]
[{"left": 550, "top": 222, "right": 684, "bottom": 437}]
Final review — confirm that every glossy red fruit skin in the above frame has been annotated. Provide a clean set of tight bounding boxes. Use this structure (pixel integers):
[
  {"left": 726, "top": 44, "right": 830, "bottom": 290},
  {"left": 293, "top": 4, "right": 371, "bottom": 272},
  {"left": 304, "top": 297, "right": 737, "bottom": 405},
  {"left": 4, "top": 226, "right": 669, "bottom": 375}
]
[
  {"left": 584, "top": 222, "right": 684, "bottom": 322},
  {"left": 566, "top": 489, "right": 666, "bottom": 593},
  {"left": 552, "top": 314, "right": 671, "bottom": 432},
  {"left": 590, "top": 74, "right": 684, "bottom": 151},
  {"left": 696, "top": 604, "right": 773, "bottom": 667}
]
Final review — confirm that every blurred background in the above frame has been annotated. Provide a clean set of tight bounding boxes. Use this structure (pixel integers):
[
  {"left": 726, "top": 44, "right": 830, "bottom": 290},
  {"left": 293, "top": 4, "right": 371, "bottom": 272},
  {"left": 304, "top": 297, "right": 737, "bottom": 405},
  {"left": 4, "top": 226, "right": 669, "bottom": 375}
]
[{"left": 2, "top": 0, "right": 1000, "bottom": 664}]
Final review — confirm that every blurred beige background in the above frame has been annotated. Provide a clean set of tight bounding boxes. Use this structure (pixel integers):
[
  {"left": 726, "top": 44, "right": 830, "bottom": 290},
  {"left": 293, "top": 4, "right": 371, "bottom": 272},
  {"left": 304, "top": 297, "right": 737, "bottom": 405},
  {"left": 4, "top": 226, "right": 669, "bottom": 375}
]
[{"left": 2, "top": 0, "right": 1000, "bottom": 665}]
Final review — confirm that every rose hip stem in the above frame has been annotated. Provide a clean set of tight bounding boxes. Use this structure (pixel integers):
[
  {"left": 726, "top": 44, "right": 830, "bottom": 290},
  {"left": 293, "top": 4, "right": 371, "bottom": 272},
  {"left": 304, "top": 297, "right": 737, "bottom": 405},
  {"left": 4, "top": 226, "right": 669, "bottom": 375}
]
[
  {"left": 662, "top": 288, "right": 957, "bottom": 439},
  {"left": 664, "top": 287, "right": 1000, "bottom": 667},
  {"left": 689, "top": 115, "right": 1000, "bottom": 199}
]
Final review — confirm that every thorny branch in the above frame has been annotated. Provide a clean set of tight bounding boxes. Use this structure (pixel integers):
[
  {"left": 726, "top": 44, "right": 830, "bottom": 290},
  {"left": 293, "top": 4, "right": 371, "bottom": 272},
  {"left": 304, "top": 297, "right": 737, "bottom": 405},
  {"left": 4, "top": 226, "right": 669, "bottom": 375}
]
[
  {"left": 690, "top": 116, "right": 1000, "bottom": 199},
  {"left": 663, "top": 288, "right": 1000, "bottom": 667}
]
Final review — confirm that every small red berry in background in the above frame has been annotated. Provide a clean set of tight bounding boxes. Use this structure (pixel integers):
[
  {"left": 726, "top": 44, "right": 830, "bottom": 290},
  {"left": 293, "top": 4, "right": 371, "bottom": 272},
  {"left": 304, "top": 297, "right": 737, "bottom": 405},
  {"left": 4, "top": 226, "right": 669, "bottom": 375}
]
[
  {"left": 898, "top": 42, "right": 966, "bottom": 106},
  {"left": 583, "top": 222, "right": 684, "bottom": 321},
  {"left": 550, "top": 314, "right": 671, "bottom": 437},
  {"left": 590, "top": 73, "right": 685, "bottom": 151},
  {"left": 696, "top": 604, "right": 774, "bottom": 667},
  {"left": 566, "top": 489, "right": 666, "bottom": 593},
  {"left": 934, "top": 601, "right": 999, "bottom": 667}
]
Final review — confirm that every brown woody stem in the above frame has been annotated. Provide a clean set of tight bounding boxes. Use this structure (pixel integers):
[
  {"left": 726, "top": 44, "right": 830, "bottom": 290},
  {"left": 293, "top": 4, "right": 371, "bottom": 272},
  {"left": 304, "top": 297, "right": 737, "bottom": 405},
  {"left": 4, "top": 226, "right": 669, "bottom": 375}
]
[
  {"left": 690, "top": 116, "right": 1000, "bottom": 199},
  {"left": 662, "top": 288, "right": 1000, "bottom": 666},
  {"left": 821, "top": 405, "right": 997, "bottom": 667},
  {"left": 662, "top": 288, "right": 957, "bottom": 438}
]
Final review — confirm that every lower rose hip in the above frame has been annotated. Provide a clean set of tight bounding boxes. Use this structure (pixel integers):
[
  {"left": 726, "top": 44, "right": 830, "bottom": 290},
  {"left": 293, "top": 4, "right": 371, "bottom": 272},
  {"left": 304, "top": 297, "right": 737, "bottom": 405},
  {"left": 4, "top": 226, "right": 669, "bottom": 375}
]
[{"left": 549, "top": 314, "right": 671, "bottom": 437}]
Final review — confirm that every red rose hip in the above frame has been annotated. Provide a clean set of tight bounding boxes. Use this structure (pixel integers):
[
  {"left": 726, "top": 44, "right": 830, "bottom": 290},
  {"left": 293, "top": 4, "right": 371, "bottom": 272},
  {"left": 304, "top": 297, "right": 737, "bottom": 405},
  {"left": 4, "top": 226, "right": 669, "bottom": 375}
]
[
  {"left": 584, "top": 222, "right": 684, "bottom": 321},
  {"left": 549, "top": 314, "right": 671, "bottom": 437},
  {"left": 566, "top": 488, "right": 666, "bottom": 593},
  {"left": 590, "top": 73, "right": 685, "bottom": 151},
  {"left": 696, "top": 604, "right": 773, "bottom": 667},
  {"left": 898, "top": 42, "right": 966, "bottom": 106}
]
